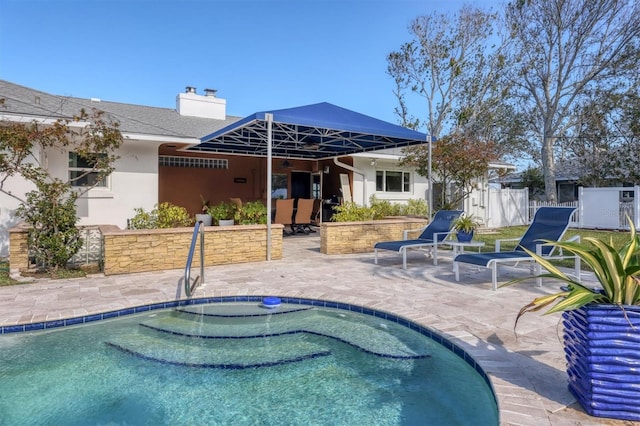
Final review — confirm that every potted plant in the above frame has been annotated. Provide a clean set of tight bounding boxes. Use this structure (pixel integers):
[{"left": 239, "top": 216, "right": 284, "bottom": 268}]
[
  {"left": 508, "top": 220, "right": 640, "bottom": 422},
  {"left": 452, "top": 215, "right": 480, "bottom": 242},
  {"left": 207, "top": 201, "right": 237, "bottom": 226},
  {"left": 195, "top": 195, "right": 212, "bottom": 226}
]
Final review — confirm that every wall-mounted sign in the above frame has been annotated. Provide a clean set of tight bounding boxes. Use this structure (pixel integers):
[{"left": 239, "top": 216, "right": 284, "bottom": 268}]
[{"left": 234, "top": 177, "right": 247, "bottom": 183}]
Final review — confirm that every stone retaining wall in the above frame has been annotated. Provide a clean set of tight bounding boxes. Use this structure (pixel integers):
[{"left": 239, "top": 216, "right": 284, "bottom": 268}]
[
  {"left": 10, "top": 219, "right": 429, "bottom": 273},
  {"left": 320, "top": 218, "right": 429, "bottom": 255},
  {"left": 9, "top": 224, "right": 284, "bottom": 275},
  {"left": 103, "top": 225, "right": 283, "bottom": 275}
]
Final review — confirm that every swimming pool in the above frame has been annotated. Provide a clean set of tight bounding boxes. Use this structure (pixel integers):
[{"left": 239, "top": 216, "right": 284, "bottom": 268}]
[{"left": 0, "top": 296, "right": 498, "bottom": 425}]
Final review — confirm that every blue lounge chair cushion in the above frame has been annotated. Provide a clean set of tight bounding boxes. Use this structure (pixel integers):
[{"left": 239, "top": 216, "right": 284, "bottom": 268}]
[
  {"left": 374, "top": 238, "right": 435, "bottom": 252},
  {"left": 454, "top": 251, "right": 532, "bottom": 267}
]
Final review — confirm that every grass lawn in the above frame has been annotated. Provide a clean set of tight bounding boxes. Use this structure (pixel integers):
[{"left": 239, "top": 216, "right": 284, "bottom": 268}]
[
  {"left": 473, "top": 226, "right": 631, "bottom": 268},
  {"left": 475, "top": 226, "right": 630, "bottom": 250}
]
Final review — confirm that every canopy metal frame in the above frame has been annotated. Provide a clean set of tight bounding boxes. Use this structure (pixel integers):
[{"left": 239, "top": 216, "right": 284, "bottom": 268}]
[{"left": 188, "top": 102, "right": 434, "bottom": 261}]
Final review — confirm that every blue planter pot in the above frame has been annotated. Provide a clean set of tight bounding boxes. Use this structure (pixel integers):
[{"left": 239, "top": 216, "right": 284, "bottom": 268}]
[
  {"left": 562, "top": 304, "right": 640, "bottom": 422},
  {"left": 456, "top": 230, "right": 474, "bottom": 242}
]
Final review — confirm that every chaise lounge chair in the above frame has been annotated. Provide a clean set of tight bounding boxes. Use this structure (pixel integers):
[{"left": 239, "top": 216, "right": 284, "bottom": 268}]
[
  {"left": 453, "top": 206, "right": 580, "bottom": 290},
  {"left": 374, "top": 210, "right": 463, "bottom": 269}
]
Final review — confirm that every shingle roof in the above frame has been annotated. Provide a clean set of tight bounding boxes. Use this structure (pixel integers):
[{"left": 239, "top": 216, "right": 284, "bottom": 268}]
[{"left": 0, "top": 80, "right": 241, "bottom": 139}]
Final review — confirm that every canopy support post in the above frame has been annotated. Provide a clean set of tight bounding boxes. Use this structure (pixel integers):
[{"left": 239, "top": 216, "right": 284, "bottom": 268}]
[
  {"left": 266, "top": 113, "right": 273, "bottom": 261},
  {"left": 428, "top": 136, "right": 433, "bottom": 221}
]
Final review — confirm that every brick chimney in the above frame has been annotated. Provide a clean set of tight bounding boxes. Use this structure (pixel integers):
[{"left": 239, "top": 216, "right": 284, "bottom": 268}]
[{"left": 176, "top": 86, "right": 226, "bottom": 120}]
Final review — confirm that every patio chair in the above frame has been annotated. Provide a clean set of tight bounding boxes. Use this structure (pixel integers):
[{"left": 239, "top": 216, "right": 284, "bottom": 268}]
[
  {"left": 374, "top": 210, "right": 463, "bottom": 269},
  {"left": 274, "top": 199, "right": 295, "bottom": 235},
  {"left": 293, "top": 198, "right": 315, "bottom": 233},
  {"left": 453, "top": 207, "right": 580, "bottom": 291},
  {"left": 311, "top": 198, "right": 322, "bottom": 226}
]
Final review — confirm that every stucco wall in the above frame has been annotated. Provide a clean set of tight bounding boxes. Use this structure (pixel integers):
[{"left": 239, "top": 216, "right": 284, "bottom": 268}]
[
  {"left": 76, "top": 140, "right": 161, "bottom": 229},
  {"left": 320, "top": 218, "right": 429, "bottom": 255},
  {"left": 350, "top": 156, "right": 430, "bottom": 207}
]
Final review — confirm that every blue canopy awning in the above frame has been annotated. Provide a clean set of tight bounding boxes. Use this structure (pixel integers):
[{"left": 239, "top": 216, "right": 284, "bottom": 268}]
[{"left": 189, "top": 102, "right": 432, "bottom": 159}]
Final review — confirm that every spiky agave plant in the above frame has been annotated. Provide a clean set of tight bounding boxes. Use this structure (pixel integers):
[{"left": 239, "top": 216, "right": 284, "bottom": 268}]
[{"left": 509, "top": 218, "right": 640, "bottom": 324}]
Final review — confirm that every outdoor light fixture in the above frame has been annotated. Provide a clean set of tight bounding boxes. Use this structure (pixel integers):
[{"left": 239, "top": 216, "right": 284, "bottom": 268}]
[
  {"left": 324, "top": 166, "right": 330, "bottom": 174},
  {"left": 281, "top": 159, "right": 292, "bottom": 169},
  {"left": 370, "top": 159, "right": 376, "bottom": 166}
]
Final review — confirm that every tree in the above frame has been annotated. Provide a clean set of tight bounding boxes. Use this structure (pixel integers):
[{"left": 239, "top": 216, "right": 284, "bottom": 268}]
[
  {"left": 520, "top": 166, "right": 545, "bottom": 200},
  {"left": 505, "top": 0, "right": 640, "bottom": 202},
  {"left": 400, "top": 133, "right": 499, "bottom": 209},
  {"left": 387, "top": 5, "right": 508, "bottom": 139},
  {"left": 387, "top": 6, "right": 520, "bottom": 213},
  {"left": 606, "top": 83, "right": 640, "bottom": 184},
  {"left": 0, "top": 107, "right": 122, "bottom": 271}
]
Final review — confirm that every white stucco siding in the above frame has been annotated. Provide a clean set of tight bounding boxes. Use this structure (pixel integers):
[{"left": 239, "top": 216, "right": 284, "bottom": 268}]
[
  {"left": 350, "top": 156, "right": 429, "bottom": 206},
  {"left": 76, "top": 140, "right": 161, "bottom": 229},
  {"left": 0, "top": 175, "right": 37, "bottom": 257},
  {"left": 0, "top": 149, "right": 41, "bottom": 257}
]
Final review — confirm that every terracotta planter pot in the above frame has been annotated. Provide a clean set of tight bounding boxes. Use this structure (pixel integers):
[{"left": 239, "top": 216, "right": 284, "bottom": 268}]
[{"left": 562, "top": 304, "right": 640, "bottom": 422}]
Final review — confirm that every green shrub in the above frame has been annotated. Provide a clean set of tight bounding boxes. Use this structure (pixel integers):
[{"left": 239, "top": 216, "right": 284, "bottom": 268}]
[
  {"left": 402, "top": 198, "right": 429, "bottom": 216},
  {"left": 207, "top": 202, "right": 238, "bottom": 225},
  {"left": 17, "top": 180, "right": 83, "bottom": 272},
  {"left": 370, "top": 197, "right": 403, "bottom": 218},
  {"left": 129, "top": 202, "right": 194, "bottom": 229},
  {"left": 331, "top": 197, "right": 429, "bottom": 222},
  {"left": 236, "top": 201, "right": 268, "bottom": 225},
  {"left": 331, "top": 202, "right": 377, "bottom": 222}
]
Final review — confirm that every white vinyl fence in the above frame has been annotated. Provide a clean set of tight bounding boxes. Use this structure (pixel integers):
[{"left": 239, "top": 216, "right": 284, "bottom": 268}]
[
  {"left": 486, "top": 186, "right": 640, "bottom": 230},
  {"left": 578, "top": 186, "right": 640, "bottom": 230},
  {"left": 529, "top": 200, "right": 579, "bottom": 226},
  {"left": 486, "top": 188, "right": 529, "bottom": 228}
]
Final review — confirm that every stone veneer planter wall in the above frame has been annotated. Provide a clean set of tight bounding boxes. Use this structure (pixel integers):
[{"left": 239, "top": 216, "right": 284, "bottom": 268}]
[
  {"left": 320, "top": 218, "right": 429, "bottom": 255},
  {"left": 9, "top": 224, "right": 284, "bottom": 275}
]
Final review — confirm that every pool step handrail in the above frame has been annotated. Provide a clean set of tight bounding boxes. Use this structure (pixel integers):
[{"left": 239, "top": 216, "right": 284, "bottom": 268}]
[{"left": 184, "top": 221, "right": 205, "bottom": 297}]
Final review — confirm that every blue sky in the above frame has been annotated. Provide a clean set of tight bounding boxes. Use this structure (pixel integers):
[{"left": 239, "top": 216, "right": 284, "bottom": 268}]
[{"left": 1, "top": 0, "right": 499, "bottom": 127}]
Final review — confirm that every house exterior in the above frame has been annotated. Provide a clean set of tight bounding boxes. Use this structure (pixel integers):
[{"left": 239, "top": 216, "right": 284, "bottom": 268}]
[
  {"left": 0, "top": 80, "right": 433, "bottom": 257},
  {"left": 1, "top": 79, "right": 508, "bottom": 258},
  {"left": 0, "top": 80, "right": 239, "bottom": 256}
]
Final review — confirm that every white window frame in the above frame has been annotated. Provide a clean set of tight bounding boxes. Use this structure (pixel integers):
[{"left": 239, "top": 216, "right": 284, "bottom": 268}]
[
  {"left": 68, "top": 152, "right": 109, "bottom": 188},
  {"left": 375, "top": 170, "right": 411, "bottom": 193}
]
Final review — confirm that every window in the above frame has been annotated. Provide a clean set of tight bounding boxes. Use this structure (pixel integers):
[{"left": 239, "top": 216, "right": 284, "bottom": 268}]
[
  {"left": 271, "top": 173, "right": 288, "bottom": 199},
  {"left": 376, "top": 170, "right": 411, "bottom": 193},
  {"left": 159, "top": 155, "right": 228, "bottom": 169},
  {"left": 68, "top": 152, "right": 108, "bottom": 188}
]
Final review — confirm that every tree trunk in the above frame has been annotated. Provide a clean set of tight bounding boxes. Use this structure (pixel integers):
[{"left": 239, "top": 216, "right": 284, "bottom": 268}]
[{"left": 541, "top": 136, "right": 557, "bottom": 202}]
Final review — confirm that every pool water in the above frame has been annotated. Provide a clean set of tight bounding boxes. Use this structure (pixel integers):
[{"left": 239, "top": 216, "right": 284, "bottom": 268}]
[{"left": 0, "top": 302, "right": 498, "bottom": 425}]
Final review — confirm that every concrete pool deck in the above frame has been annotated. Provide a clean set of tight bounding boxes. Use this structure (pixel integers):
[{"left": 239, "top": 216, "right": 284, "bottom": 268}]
[{"left": 0, "top": 234, "right": 631, "bottom": 426}]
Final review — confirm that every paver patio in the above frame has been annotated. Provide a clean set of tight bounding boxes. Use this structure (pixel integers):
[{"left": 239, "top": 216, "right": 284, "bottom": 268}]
[{"left": 0, "top": 234, "right": 632, "bottom": 425}]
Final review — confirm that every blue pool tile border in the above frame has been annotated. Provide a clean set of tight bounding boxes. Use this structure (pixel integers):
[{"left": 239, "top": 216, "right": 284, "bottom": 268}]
[{"left": 0, "top": 295, "right": 496, "bottom": 404}]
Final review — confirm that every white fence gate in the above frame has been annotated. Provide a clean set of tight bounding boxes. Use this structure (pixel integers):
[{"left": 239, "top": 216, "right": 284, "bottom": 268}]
[
  {"left": 579, "top": 186, "right": 640, "bottom": 230},
  {"left": 486, "top": 188, "right": 529, "bottom": 228}
]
